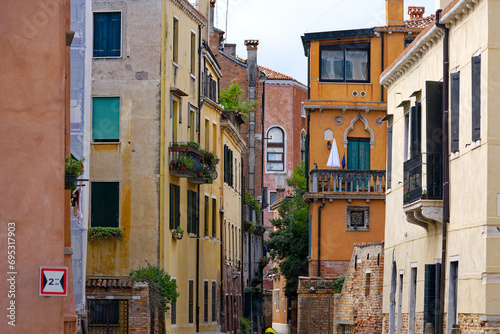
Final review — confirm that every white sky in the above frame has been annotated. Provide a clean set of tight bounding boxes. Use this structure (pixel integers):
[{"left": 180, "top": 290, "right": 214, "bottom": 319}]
[{"left": 214, "top": 0, "right": 436, "bottom": 84}]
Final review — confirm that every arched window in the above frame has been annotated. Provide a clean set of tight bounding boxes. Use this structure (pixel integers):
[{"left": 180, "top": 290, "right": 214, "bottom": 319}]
[
  {"left": 300, "top": 130, "right": 306, "bottom": 162},
  {"left": 267, "top": 127, "right": 285, "bottom": 171}
]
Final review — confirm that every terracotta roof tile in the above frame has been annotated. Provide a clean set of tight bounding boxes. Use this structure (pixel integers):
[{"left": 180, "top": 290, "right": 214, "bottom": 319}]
[
  {"left": 405, "top": 15, "right": 435, "bottom": 29},
  {"left": 257, "top": 65, "right": 294, "bottom": 80}
]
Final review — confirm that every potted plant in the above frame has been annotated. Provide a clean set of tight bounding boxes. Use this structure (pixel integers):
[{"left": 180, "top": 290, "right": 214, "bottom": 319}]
[
  {"left": 258, "top": 256, "right": 268, "bottom": 267},
  {"left": 422, "top": 189, "right": 427, "bottom": 199},
  {"left": 172, "top": 226, "right": 184, "bottom": 240},
  {"left": 65, "top": 156, "right": 85, "bottom": 191}
]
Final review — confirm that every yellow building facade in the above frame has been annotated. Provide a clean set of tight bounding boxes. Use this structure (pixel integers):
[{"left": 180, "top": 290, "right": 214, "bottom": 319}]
[{"left": 381, "top": 0, "right": 500, "bottom": 332}]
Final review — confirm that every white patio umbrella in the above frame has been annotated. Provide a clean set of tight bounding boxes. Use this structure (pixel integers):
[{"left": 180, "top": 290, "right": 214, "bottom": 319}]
[{"left": 326, "top": 139, "right": 341, "bottom": 168}]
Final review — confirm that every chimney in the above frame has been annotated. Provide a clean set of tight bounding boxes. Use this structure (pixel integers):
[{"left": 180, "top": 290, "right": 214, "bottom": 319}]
[
  {"left": 224, "top": 43, "right": 237, "bottom": 57},
  {"left": 245, "top": 39, "right": 259, "bottom": 99},
  {"left": 209, "top": 0, "right": 215, "bottom": 36},
  {"left": 408, "top": 6, "right": 425, "bottom": 20},
  {"left": 386, "top": 0, "right": 404, "bottom": 26}
]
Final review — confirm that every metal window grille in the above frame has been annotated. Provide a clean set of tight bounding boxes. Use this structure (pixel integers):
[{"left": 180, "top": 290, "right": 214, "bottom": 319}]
[{"left": 88, "top": 299, "right": 128, "bottom": 334}]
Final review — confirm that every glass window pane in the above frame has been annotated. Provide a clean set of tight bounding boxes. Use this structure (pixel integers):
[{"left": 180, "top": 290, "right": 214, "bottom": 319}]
[
  {"left": 267, "top": 153, "right": 282, "bottom": 162},
  {"left": 321, "top": 50, "right": 344, "bottom": 80},
  {"left": 345, "top": 50, "right": 368, "bottom": 81},
  {"left": 92, "top": 97, "right": 120, "bottom": 141},
  {"left": 268, "top": 128, "right": 283, "bottom": 143},
  {"left": 267, "top": 163, "right": 284, "bottom": 171},
  {"left": 267, "top": 147, "right": 283, "bottom": 153}
]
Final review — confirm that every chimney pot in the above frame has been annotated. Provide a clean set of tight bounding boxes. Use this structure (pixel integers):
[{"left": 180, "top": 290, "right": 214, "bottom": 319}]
[
  {"left": 244, "top": 39, "right": 259, "bottom": 51},
  {"left": 408, "top": 6, "right": 425, "bottom": 20}
]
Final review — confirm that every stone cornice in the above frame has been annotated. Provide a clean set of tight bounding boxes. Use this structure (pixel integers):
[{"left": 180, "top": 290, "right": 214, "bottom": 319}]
[
  {"left": 304, "top": 104, "right": 387, "bottom": 112},
  {"left": 221, "top": 120, "right": 246, "bottom": 151},
  {"left": 203, "top": 97, "right": 223, "bottom": 113},
  {"left": 171, "top": 0, "right": 207, "bottom": 26}
]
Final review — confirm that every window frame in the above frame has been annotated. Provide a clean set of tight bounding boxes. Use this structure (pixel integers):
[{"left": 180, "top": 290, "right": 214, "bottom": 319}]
[
  {"left": 266, "top": 127, "right": 285, "bottom": 172},
  {"left": 173, "top": 16, "right": 179, "bottom": 66},
  {"left": 91, "top": 96, "right": 121, "bottom": 143},
  {"left": 93, "top": 11, "right": 122, "bottom": 58},
  {"left": 319, "top": 42, "right": 370, "bottom": 83},
  {"left": 170, "top": 183, "right": 180, "bottom": 230}
]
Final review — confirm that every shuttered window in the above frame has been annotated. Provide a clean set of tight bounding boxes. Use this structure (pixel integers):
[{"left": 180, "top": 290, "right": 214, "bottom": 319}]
[
  {"left": 187, "top": 190, "right": 198, "bottom": 234},
  {"left": 410, "top": 102, "right": 422, "bottom": 159},
  {"left": 211, "top": 281, "right": 216, "bottom": 322},
  {"left": 204, "top": 196, "right": 209, "bottom": 236},
  {"left": 450, "top": 72, "right": 460, "bottom": 152},
  {"left": 92, "top": 97, "right": 120, "bottom": 142},
  {"left": 204, "top": 281, "right": 209, "bottom": 323},
  {"left": 212, "top": 198, "right": 217, "bottom": 238},
  {"left": 93, "top": 12, "right": 121, "bottom": 57},
  {"left": 387, "top": 126, "right": 393, "bottom": 189},
  {"left": 472, "top": 55, "right": 481, "bottom": 141},
  {"left": 224, "top": 145, "right": 234, "bottom": 186},
  {"left": 188, "top": 280, "right": 194, "bottom": 324},
  {"left": 169, "top": 184, "right": 180, "bottom": 230},
  {"left": 91, "top": 182, "right": 119, "bottom": 227},
  {"left": 347, "top": 138, "right": 370, "bottom": 170}
]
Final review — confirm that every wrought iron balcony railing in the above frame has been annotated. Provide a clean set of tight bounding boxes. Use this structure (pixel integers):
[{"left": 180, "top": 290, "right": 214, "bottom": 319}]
[
  {"left": 202, "top": 72, "right": 218, "bottom": 102},
  {"left": 309, "top": 168, "right": 386, "bottom": 194},
  {"left": 403, "top": 153, "right": 442, "bottom": 205}
]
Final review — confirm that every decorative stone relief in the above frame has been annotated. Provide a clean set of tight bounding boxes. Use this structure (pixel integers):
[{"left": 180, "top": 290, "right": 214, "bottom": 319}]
[
  {"left": 324, "top": 129, "right": 333, "bottom": 140},
  {"left": 334, "top": 116, "right": 344, "bottom": 126},
  {"left": 375, "top": 117, "right": 384, "bottom": 126}
]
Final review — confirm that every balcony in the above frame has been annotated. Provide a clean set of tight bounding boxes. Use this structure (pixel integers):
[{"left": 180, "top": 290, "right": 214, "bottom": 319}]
[
  {"left": 202, "top": 72, "right": 218, "bottom": 102},
  {"left": 308, "top": 167, "right": 386, "bottom": 200},
  {"left": 169, "top": 142, "right": 219, "bottom": 183},
  {"left": 403, "top": 152, "right": 443, "bottom": 229}
]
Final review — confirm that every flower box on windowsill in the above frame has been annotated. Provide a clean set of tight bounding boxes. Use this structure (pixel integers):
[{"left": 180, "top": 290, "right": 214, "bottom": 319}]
[
  {"left": 65, "top": 174, "right": 77, "bottom": 189},
  {"left": 172, "top": 229, "right": 183, "bottom": 240}
]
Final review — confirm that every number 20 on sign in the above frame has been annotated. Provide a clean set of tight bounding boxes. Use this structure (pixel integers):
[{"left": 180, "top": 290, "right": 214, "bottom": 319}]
[{"left": 39, "top": 267, "right": 68, "bottom": 296}]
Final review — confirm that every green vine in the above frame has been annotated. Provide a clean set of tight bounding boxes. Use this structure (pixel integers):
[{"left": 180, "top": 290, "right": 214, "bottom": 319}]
[
  {"left": 331, "top": 275, "right": 346, "bottom": 293},
  {"left": 88, "top": 227, "right": 123, "bottom": 243},
  {"left": 245, "top": 191, "right": 262, "bottom": 223}
]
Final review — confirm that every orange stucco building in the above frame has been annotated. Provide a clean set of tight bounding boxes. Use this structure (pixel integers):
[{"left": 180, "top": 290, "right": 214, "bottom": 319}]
[
  {"left": 0, "top": 0, "right": 77, "bottom": 332},
  {"left": 301, "top": 0, "right": 432, "bottom": 278}
]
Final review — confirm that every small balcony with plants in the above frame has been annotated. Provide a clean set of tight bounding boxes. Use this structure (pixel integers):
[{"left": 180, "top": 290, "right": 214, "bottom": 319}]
[
  {"left": 403, "top": 152, "right": 443, "bottom": 230},
  {"left": 168, "top": 142, "right": 219, "bottom": 184}
]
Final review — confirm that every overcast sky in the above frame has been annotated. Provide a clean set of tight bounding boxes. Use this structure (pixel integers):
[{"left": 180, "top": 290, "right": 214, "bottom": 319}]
[{"left": 213, "top": 0, "right": 436, "bottom": 84}]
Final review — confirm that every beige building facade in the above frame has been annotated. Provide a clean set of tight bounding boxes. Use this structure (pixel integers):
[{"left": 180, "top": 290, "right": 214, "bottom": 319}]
[{"left": 381, "top": 0, "right": 500, "bottom": 333}]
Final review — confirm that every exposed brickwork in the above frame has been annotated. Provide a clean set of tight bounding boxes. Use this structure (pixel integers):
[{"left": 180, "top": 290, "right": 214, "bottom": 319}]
[
  {"left": 309, "top": 260, "right": 350, "bottom": 278},
  {"left": 223, "top": 265, "right": 242, "bottom": 333},
  {"left": 86, "top": 282, "right": 151, "bottom": 333},
  {"left": 298, "top": 242, "right": 384, "bottom": 334}
]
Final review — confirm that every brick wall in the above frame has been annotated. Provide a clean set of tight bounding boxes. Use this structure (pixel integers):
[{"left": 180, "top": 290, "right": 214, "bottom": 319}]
[
  {"left": 86, "top": 282, "right": 151, "bottom": 333},
  {"left": 298, "top": 242, "right": 384, "bottom": 334},
  {"left": 309, "top": 260, "right": 350, "bottom": 278}
]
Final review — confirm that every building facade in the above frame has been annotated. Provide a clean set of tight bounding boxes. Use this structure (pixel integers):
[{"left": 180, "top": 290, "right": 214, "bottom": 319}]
[
  {"left": 1, "top": 0, "right": 78, "bottom": 332},
  {"left": 381, "top": 0, "right": 500, "bottom": 333}
]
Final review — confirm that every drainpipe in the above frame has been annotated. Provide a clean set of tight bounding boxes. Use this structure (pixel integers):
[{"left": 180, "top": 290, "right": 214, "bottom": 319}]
[
  {"left": 261, "top": 79, "right": 266, "bottom": 213},
  {"left": 305, "top": 109, "right": 310, "bottom": 192},
  {"left": 435, "top": 9, "right": 449, "bottom": 334},
  {"left": 317, "top": 198, "right": 325, "bottom": 277},
  {"left": 380, "top": 32, "right": 385, "bottom": 102},
  {"left": 196, "top": 24, "right": 202, "bottom": 333}
]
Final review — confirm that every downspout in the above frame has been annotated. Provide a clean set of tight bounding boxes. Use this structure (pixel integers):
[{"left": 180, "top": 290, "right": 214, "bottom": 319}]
[
  {"left": 196, "top": 24, "right": 202, "bottom": 333},
  {"left": 435, "top": 9, "right": 449, "bottom": 334},
  {"left": 307, "top": 43, "right": 310, "bottom": 100},
  {"left": 261, "top": 79, "right": 266, "bottom": 214},
  {"left": 317, "top": 198, "right": 325, "bottom": 277},
  {"left": 241, "top": 157, "right": 245, "bottom": 315},
  {"left": 305, "top": 109, "right": 310, "bottom": 192},
  {"left": 159, "top": 0, "right": 167, "bottom": 269},
  {"left": 380, "top": 32, "right": 385, "bottom": 102}
]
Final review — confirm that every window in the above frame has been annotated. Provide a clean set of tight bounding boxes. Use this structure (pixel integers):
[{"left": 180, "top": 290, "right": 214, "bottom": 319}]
[
  {"left": 267, "top": 127, "right": 285, "bottom": 171},
  {"left": 269, "top": 191, "right": 277, "bottom": 209},
  {"left": 409, "top": 267, "right": 417, "bottom": 334},
  {"left": 92, "top": 97, "right": 120, "bottom": 142},
  {"left": 171, "top": 97, "right": 179, "bottom": 143},
  {"left": 170, "top": 184, "right": 180, "bottom": 230},
  {"left": 93, "top": 12, "right": 121, "bottom": 57},
  {"left": 447, "top": 261, "right": 459, "bottom": 334},
  {"left": 205, "top": 119, "right": 210, "bottom": 151},
  {"left": 211, "top": 281, "right": 216, "bottom": 322},
  {"left": 187, "top": 190, "right": 198, "bottom": 234},
  {"left": 91, "top": 182, "right": 119, "bottom": 227},
  {"left": 171, "top": 278, "right": 177, "bottom": 325},
  {"left": 204, "top": 195, "right": 209, "bottom": 236},
  {"left": 204, "top": 281, "right": 209, "bottom": 323},
  {"left": 189, "top": 107, "right": 196, "bottom": 142},
  {"left": 88, "top": 299, "right": 128, "bottom": 332},
  {"left": 472, "top": 55, "right": 481, "bottom": 142},
  {"left": 224, "top": 145, "right": 234, "bottom": 186},
  {"left": 450, "top": 72, "right": 460, "bottom": 153},
  {"left": 173, "top": 17, "right": 179, "bottom": 64},
  {"left": 424, "top": 264, "right": 440, "bottom": 331},
  {"left": 347, "top": 138, "right": 370, "bottom": 170},
  {"left": 320, "top": 43, "right": 369, "bottom": 82},
  {"left": 300, "top": 130, "right": 306, "bottom": 162},
  {"left": 404, "top": 108, "right": 410, "bottom": 161},
  {"left": 274, "top": 289, "right": 280, "bottom": 311},
  {"left": 410, "top": 102, "right": 422, "bottom": 158},
  {"left": 189, "top": 280, "right": 194, "bottom": 324},
  {"left": 301, "top": 103, "right": 306, "bottom": 118},
  {"left": 212, "top": 198, "right": 217, "bottom": 238},
  {"left": 191, "top": 32, "right": 196, "bottom": 75},
  {"left": 387, "top": 125, "right": 393, "bottom": 189},
  {"left": 346, "top": 205, "right": 370, "bottom": 231},
  {"left": 397, "top": 273, "right": 403, "bottom": 332}
]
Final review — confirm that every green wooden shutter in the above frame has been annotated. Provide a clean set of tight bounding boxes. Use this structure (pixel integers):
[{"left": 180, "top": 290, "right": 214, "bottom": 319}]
[
  {"left": 108, "top": 12, "right": 121, "bottom": 57},
  {"left": 92, "top": 97, "right": 120, "bottom": 141},
  {"left": 187, "top": 190, "right": 192, "bottom": 233},
  {"left": 410, "top": 106, "right": 417, "bottom": 158},
  {"left": 169, "top": 184, "right": 174, "bottom": 230},
  {"left": 194, "top": 191, "right": 199, "bottom": 235},
  {"left": 347, "top": 140, "right": 359, "bottom": 169},
  {"left": 359, "top": 141, "right": 370, "bottom": 170},
  {"left": 425, "top": 81, "right": 443, "bottom": 153},
  {"left": 93, "top": 13, "right": 107, "bottom": 57},
  {"left": 204, "top": 196, "right": 209, "bottom": 236},
  {"left": 230, "top": 149, "right": 233, "bottom": 186},
  {"left": 450, "top": 72, "right": 460, "bottom": 153},
  {"left": 175, "top": 185, "right": 180, "bottom": 229},
  {"left": 212, "top": 198, "right": 216, "bottom": 238},
  {"left": 91, "top": 182, "right": 119, "bottom": 227},
  {"left": 416, "top": 102, "right": 422, "bottom": 156},
  {"left": 472, "top": 55, "right": 481, "bottom": 141}
]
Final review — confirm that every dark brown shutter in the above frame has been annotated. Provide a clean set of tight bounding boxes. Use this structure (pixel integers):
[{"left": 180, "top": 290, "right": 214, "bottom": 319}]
[
  {"left": 472, "top": 55, "right": 481, "bottom": 141},
  {"left": 450, "top": 72, "right": 460, "bottom": 153},
  {"left": 387, "top": 126, "right": 393, "bottom": 189}
]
